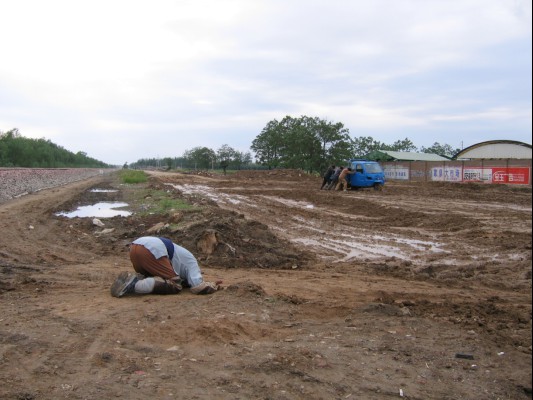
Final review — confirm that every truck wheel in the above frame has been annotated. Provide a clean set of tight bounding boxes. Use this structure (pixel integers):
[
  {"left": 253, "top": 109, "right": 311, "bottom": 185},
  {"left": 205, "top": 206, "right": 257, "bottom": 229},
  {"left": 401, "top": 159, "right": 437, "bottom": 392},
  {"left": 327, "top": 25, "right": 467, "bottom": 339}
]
[{"left": 373, "top": 183, "right": 383, "bottom": 191}]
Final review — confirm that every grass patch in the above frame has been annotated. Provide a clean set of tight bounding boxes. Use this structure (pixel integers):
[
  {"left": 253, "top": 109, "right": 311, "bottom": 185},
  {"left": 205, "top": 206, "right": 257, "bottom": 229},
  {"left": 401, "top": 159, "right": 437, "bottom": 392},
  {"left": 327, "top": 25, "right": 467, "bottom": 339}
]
[
  {"left": 116, "top": 171, "right": 198, "bottom": 216},
  {"left": 137, "top": 189, "right": 198, "bottom": 215},
  {"left": 119, "top": 170, "right": 148, "bottom": 184}
]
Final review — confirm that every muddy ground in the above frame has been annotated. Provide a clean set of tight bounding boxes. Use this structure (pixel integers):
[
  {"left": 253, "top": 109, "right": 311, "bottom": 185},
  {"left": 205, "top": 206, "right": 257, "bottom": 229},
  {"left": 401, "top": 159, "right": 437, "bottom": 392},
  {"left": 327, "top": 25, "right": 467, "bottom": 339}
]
[{"left": 0, "top": 170, "right": 531, "bottom": 400}]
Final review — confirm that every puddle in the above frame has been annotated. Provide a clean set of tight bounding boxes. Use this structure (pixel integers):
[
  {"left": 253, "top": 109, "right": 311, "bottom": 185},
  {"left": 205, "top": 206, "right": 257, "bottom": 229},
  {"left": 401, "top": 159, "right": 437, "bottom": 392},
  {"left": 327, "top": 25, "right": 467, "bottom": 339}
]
[
  {"left": 290, "top": 233, "right": 448, "bottom": 263},
  {"left": 261, "top": 196, "right": 315, "bottom": 210},
  {"left": 56, "top": 202, "right": 131, "bottom": 218},
  {"left": 90, "top": 189, "right": 118, "bottom": 193}
]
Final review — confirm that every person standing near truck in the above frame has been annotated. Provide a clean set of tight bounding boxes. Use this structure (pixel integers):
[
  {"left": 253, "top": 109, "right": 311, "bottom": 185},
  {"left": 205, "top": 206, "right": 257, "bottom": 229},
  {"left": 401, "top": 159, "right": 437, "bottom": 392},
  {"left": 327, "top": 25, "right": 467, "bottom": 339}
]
[
  {"left": 336, "top": 167, "right": 355, "bottom": 191},
  {"left": 327, "top": 166, "right": 343, "bottom": 190},
  {"left": 320, "top": 165, "right": 336, "bottom": 189}
]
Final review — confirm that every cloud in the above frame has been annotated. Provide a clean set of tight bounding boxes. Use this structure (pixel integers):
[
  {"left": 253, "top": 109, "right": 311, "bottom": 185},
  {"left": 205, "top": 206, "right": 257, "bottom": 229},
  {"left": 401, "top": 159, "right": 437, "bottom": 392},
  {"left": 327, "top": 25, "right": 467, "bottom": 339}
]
[
  {"left": 432, "top": 107, "right": 533, "bottom": 122},
  {"left": 0, "top": 0, "right": 531, "bottom": 164}
]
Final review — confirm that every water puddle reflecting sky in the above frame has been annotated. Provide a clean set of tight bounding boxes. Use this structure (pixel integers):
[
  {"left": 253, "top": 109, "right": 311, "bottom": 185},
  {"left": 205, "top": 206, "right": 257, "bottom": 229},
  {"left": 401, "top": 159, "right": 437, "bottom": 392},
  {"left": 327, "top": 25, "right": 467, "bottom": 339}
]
[
  {"left": 56, "top": 202, "right": 131, "bottom": 218},
  {"left": 90, "top": 189, "right": 118, "bottom": 193}
]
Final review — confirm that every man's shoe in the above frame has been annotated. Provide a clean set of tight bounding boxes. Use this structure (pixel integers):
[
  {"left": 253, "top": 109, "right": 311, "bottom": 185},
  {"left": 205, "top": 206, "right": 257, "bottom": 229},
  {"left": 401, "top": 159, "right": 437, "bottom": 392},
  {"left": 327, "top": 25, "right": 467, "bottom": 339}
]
[{"left": 110, "top": 272, "right": 138, "bottom": 298}]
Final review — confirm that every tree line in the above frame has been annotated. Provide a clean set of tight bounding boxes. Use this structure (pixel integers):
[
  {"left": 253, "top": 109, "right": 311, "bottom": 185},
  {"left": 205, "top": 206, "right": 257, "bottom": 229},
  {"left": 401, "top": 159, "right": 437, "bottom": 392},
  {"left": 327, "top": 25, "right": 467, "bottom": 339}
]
[
  {"left": 127, "top": 145, "right": 255, "bottom": 172},
  {"left": 130, "top": 115, "right": 460, "bottom": 174},
  {"left": 251, "top": 115, "right": 460, "bottom": 172},
  {"left": 0, "top": 129, "right": 109, "bottom": 168}
]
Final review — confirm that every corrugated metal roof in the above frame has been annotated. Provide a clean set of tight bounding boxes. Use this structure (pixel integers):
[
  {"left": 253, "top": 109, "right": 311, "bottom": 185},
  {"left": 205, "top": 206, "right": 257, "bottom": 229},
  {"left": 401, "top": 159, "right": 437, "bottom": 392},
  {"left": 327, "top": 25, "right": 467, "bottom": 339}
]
[{"left": 378, "top": 151, "right": 450, "bottom": 162}]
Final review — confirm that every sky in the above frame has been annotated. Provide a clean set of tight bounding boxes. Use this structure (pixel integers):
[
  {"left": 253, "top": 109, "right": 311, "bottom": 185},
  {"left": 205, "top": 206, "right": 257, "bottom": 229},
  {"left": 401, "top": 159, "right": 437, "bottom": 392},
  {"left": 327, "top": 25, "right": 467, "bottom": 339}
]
[{"left": 0, "top": 0, "right": 531, "bottom": 166}]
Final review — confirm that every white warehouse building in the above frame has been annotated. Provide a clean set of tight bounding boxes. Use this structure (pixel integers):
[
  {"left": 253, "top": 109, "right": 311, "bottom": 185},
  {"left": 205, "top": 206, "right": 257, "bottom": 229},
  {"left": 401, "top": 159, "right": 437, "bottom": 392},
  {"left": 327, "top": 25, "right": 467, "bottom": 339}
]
[{"left": 455, "top": 140, "right": 532, "bottom": 160}]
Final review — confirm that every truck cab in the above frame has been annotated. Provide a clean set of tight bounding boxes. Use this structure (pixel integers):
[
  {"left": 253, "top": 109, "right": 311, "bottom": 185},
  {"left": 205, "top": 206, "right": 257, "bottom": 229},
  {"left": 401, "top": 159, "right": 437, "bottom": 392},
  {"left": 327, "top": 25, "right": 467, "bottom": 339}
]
[{"left": 347, "top": 160, "right": 385, "bottom": 190}]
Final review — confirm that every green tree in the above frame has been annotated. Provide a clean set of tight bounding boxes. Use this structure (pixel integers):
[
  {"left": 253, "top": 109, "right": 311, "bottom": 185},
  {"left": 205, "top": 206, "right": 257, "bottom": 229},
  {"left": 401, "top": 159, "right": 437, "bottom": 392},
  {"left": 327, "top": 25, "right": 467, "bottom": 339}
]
[
  {"left": 251, "top": 119, "right": 284, "bottom": 169},
  {"left": 217, "top": 144, "right": 236, "bottom": 175},
  {"left": 232, "top": 151, "right": 252, "bottom": 170},
  {"left": 184, "top": 147, "right": 216, "bottom": 170},
  {"left": 421, "top": 142, "right": 460, "bottom": 158},
  {"left": 350, "top": 136, "right": 385, "bottom": 158},
  {"left": 383, "top": 138, "right": 418, "bottom": 152},
  {"left": 252, "top": 116, "right": 352, "bottom": 173},
  {"left": 316, "top": 119, "right": 352, "bottom": 170},
  {"left": 277, "top": 115, "right": 319, "bottom": 171}
]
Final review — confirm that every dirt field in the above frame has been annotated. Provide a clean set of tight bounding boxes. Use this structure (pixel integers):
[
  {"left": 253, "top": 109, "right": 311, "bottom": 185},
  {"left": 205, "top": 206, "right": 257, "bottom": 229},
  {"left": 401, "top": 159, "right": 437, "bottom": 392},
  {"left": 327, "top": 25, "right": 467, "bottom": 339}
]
[{"left": 0, "top": 170, "right": 531, "bottom": 400}]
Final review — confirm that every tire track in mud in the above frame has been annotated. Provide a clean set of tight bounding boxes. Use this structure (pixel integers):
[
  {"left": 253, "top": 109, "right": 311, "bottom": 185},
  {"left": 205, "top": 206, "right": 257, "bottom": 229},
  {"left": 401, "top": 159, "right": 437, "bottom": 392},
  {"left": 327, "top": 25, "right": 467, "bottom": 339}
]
[{"left": 166, "top": 183, "right": 450, "bottom": 265}]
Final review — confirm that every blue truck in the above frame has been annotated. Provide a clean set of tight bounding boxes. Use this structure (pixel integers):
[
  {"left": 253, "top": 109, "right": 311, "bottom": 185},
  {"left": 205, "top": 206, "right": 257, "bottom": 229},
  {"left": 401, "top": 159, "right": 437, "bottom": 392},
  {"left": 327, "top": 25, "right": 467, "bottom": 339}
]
[{"left": 346, "top": 160, "right": 386, "bottom": 190}]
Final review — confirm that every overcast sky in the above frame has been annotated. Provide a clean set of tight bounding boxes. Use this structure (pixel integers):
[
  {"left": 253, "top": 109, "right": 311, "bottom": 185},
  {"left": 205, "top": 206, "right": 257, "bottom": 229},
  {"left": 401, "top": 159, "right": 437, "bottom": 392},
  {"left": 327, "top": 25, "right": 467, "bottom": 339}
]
[{"left": 0, "top": 0, "right": 531, "bottom": 165}]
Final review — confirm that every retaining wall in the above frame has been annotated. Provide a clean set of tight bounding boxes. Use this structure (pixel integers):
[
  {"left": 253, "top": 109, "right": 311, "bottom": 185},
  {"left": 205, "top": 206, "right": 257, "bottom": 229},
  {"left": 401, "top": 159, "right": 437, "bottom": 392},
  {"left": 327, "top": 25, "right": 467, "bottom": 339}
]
[{"left": 0, "top": 168, "right": 114, "bottom": 203}]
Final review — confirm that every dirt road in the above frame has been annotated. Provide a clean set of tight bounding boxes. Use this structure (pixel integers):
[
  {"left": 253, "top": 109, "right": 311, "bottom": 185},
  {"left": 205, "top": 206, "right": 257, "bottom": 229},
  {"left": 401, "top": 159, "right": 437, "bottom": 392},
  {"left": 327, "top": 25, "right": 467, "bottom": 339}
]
[{"left": 0, "top": 170, "right": 531, "bottom": 399}]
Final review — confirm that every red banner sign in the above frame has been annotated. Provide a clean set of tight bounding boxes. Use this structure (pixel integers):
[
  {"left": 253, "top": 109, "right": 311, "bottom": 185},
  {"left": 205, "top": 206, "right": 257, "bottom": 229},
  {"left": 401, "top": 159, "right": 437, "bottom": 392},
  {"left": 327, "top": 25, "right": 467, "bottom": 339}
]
[{"left": 463, "top": 167, "right": 530, "bottom": 185}]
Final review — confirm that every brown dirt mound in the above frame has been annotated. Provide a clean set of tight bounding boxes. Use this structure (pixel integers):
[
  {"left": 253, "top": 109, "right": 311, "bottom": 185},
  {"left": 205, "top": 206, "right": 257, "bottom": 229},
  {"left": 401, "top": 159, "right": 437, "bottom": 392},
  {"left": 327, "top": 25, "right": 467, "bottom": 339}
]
[{"left": 169, "top": 209, "right": 313, "bottom": 269}]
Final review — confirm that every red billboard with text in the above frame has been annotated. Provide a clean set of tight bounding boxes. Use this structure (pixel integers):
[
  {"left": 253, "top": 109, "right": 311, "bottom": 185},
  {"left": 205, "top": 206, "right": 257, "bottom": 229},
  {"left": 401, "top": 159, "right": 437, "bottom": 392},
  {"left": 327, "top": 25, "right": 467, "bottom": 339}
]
[{"left": 463, "top": 167, "right": 530, "bottom": 184}]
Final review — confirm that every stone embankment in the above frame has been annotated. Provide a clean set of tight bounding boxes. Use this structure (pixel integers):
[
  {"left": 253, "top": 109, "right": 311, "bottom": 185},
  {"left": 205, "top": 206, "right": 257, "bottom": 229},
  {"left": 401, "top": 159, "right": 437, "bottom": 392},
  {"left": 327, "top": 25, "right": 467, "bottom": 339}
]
[{"left": 0, "top": 168, "right": 113, "bottom": 203}]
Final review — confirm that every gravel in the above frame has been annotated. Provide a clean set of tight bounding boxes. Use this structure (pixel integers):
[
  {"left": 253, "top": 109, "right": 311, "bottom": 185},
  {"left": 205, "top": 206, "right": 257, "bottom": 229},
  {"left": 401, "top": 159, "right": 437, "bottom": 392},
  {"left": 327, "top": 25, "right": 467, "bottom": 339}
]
[{"left": 0, "top": 168, "right": 114, "bottom": 203}]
